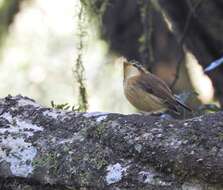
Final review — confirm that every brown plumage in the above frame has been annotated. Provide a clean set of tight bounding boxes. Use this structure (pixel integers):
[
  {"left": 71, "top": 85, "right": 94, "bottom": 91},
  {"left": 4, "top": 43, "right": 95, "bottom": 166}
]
[{"left": 122, "top": 58, "right": 192, "bottom": 113}]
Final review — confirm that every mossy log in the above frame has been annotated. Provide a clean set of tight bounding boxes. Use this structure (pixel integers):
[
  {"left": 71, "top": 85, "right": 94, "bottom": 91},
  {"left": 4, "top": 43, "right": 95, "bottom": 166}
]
[{"left": 0, "top": 95, "right": 223, "bottom": 190}]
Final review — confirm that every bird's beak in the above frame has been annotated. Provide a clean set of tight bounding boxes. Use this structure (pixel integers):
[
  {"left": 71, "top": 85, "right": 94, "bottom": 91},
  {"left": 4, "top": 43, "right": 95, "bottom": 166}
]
[{"left": 115, "top": 56, "right": 128, "bottom": 65}]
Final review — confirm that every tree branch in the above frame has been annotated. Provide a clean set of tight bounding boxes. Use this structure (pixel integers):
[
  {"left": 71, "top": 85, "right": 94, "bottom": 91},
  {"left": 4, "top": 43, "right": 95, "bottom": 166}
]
[{"left": 0, "top": 95, "right": 223, "bottom": 189}]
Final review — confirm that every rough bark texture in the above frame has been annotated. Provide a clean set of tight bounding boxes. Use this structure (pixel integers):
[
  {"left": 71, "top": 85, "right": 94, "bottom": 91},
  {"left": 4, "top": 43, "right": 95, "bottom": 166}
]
[{"left": 1, "top": 95, "right": 223, "bottom": 190}]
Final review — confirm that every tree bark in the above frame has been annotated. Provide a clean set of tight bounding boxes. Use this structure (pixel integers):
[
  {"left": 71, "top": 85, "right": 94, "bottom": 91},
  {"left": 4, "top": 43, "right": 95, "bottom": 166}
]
[{"left": 0, "top": 95, "right": 223, "bottom": 189}]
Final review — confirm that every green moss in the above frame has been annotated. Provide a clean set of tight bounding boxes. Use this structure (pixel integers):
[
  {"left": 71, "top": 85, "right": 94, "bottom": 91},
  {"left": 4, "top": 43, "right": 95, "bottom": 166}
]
[
  {"left": 32, "top": 152, "right": 59, "bottom": 175},
  {"left": 91, "top": 156, "right": 108, "bottom": 170},
  {"left": 79, "top": 170, "right": 91, "bottom": 186},
  {"left": 80, "top": 0, "right": 110, "bottom": 25},
  {"left": 51, "top": 101, "right": 71, "bottom": 110},
  {"left": 73, "top": 2, "right": 88, "bottom": 112},
  {"left": 95, "top": 123, "right": 106, "bottom": 138},
  {"left": 218, "top": 133, "right": 223, "bottom": 141}
]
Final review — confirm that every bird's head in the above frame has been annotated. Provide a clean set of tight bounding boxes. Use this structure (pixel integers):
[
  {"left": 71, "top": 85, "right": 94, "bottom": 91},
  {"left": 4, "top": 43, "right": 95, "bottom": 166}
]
[
  {"left": 116, "top": 56, "right": 148, "bottom": 80},
  {"left": 123, "top": 59, "right": 148, "bottom": 80}
]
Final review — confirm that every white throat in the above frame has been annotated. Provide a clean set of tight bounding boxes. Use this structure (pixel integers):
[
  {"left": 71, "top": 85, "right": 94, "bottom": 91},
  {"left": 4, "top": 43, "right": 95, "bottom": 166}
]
[{"left": 124, "top": 65, "right": 140, "bottom": 80}]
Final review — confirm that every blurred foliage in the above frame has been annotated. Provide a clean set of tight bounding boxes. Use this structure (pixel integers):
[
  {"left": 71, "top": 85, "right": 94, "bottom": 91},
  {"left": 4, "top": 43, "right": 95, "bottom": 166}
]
[
  {"left": 80, "top": 0, "right": 109, "bottom": 25},
  {"left": 0, "top": 0, "right": 134, "bottom": 113},
  {"left": 0, "top": 0, "right": 76, "bottom": 108},
  {"left": 0, "top": 0, "right": 217, "bottom": 113}
]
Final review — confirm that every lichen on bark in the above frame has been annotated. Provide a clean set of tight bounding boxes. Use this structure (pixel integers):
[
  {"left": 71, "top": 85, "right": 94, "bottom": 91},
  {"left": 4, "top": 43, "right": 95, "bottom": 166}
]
[{"left": 0, "top": 95, "right": 223, "bottom": 189}]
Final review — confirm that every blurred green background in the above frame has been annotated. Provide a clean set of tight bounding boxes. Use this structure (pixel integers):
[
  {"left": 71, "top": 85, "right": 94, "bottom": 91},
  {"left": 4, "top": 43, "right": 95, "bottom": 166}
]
[
  {"left": 0, "top": 0, "right": 135, "bottom": 113},
  {"left": 0, "top": 0, "right": 218, "bottom": 113}
]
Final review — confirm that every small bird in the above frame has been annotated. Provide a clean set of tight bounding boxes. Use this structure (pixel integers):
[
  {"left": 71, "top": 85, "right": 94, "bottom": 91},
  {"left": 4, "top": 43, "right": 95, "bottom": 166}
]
[{"left": 121, "top": 57, "right": 192, "bottom": 114}]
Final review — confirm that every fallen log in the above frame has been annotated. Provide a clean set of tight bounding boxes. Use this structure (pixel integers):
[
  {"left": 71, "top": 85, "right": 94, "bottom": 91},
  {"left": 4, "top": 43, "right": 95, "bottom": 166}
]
[{"left": 0, "top": 95, "right": 223, "bottom": 190}]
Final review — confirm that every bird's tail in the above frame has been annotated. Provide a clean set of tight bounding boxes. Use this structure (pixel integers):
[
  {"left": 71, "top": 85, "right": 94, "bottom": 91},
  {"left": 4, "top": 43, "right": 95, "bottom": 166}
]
[{"left": 175, "top": 99, "right": 193, "bottom": 112}]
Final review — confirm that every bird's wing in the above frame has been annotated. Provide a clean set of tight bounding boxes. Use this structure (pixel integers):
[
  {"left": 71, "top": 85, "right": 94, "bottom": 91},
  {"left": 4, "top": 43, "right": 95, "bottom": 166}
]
[
  {"left": 137, "top": 74, "right": 173, "bottom": 101},
  {"left": 137, "top": 73, "right": 192, "bottom": 111}
]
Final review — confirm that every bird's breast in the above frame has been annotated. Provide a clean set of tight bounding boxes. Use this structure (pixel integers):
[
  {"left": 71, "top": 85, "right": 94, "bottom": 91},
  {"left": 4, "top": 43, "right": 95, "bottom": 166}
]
[{"left": 124, "top": 80, "right": 166, "bottom": 112}]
